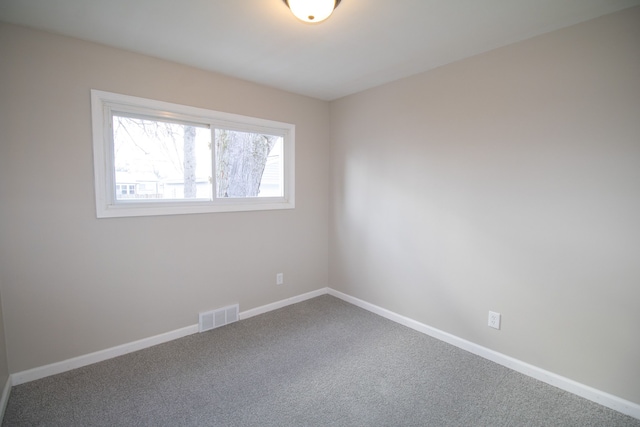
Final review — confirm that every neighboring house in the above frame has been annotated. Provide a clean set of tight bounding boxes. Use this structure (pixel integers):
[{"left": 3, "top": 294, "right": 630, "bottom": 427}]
[
  {"left": 258, "top": 144, "right": 284, "bottom": 197},
  {"left": 163, "top": 178, "right": 212, "bottom": 199},
  {"left": 115, "top": 171, "right": 163, "bottom": 199}
]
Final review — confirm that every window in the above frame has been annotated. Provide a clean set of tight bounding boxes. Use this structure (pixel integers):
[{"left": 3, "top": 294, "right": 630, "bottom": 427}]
[{"left": 91, "top": 90, "right": 295, "bottom": 218}]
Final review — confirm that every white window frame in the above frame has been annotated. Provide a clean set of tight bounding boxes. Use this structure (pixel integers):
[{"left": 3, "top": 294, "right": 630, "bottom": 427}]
[{"left": 91, "top": 90, "right": 295, "bottom": 218}]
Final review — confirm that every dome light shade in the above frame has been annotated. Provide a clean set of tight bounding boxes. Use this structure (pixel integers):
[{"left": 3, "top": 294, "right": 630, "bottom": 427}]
[{"left": 284, "top": 0, "right": 342, "bottom": 23}]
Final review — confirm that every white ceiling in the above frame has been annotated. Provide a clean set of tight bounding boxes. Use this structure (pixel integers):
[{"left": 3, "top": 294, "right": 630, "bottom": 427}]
[{"left": 1, "top": 0, "right": 639, "bottom": 100}]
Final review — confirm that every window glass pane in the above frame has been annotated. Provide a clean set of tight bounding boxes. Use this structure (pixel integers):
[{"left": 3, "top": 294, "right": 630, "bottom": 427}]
[
  {"left": 113, "top": 115, "right": 212, "bottom": 201},
  {"left": 215, "top": 129, "right": 284, "bottom": 198}
]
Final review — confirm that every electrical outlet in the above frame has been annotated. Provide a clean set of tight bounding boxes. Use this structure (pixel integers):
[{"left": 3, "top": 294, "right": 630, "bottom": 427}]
[
  {"left": 276, "top": 273, "right": 283, "bottom": 285},
  {"left": 488, "top": 311, "right": 501, "bottom": 330}
]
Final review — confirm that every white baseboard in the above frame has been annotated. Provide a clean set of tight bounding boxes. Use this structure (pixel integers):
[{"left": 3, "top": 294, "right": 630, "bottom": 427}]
[
  {"left": 239, "top": 288, "right": 329, "bottom": 320},
  {"left": 0, "top": 375, "right": 11, "bottom": 421},
  {"left": 10, "top": 288, "right": 329, "bottom": 386},
  {"left": 11, "top": 324, "right": 199, "bottom": 386},
  {"left": 8, "top": 287, "right": 639, "bottom": 420},
  {"left": 327, "top": 288, "right": 640, "bottom": 420}
]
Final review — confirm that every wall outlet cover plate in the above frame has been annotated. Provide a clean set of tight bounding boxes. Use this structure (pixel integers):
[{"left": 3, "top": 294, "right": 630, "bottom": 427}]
[{"left": 488, "top": 311, "right": 501, "bottom": 330}]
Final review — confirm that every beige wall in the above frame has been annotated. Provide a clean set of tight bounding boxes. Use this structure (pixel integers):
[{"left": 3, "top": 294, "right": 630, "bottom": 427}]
[
  {"left": 0, "top": 23, "right": 330, "bottom": 373},
  {"left": 330, "top": 7, "right": 640, "bottom": 404}
]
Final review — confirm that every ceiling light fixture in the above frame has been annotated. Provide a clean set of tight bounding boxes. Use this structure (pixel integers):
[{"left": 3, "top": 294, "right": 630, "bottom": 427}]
[{"left": 283, "top": 0, "right": 342, "bottom": 24}]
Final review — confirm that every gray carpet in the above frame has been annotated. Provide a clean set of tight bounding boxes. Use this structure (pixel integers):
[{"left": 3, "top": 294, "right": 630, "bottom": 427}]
[{"left": 3, "top": 295, "right": 639, "bottom": 426}]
